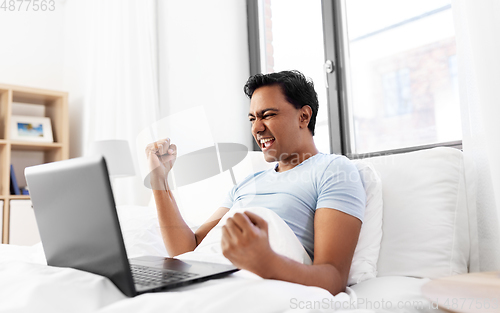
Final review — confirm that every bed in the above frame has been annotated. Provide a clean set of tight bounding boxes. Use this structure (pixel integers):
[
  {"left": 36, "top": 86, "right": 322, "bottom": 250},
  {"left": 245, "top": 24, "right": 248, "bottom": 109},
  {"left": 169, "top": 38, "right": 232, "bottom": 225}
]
[{"left": 0, "top": 147, "right": 475, "bottom": 313}]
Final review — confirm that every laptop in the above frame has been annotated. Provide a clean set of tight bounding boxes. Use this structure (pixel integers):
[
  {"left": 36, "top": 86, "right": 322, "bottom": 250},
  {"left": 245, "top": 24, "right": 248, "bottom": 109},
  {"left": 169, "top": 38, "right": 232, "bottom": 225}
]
[{"left": 24, "top": 156, "right": 239, "bottom": 297}]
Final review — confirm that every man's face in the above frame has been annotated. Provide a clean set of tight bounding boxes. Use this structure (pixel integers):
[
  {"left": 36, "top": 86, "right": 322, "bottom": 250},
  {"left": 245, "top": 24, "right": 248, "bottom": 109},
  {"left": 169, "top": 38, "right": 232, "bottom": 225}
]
[{"left": 248, "top": 85, "right": 302, "bottom": 162}]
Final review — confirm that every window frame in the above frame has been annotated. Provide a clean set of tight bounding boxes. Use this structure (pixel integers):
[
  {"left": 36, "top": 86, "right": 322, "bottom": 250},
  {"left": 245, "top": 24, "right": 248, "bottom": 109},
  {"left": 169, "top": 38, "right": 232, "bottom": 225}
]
[
  {"left": 246, "top": 0, "right": 263, "bottom": 152},
  {"left": 246, "top": 0, "right": 462, "bottom": 158}
]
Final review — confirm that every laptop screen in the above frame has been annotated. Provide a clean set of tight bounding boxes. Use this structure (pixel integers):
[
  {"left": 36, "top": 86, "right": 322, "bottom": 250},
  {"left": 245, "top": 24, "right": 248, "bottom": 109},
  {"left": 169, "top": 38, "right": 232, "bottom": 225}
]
[{"left": 25, "top": 156, "right": 136, "bottom": 296}]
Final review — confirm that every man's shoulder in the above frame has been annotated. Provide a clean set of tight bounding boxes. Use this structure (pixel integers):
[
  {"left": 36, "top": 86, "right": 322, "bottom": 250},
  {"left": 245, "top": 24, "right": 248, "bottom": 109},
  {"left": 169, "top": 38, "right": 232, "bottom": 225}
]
[
  {"left": 310, "top": 153, "right": 351, "bottom": 169},
  {"left": 309, "top": 154, "right": 360, "bottom": 184},
  {"left": 314, "top": 153, "right": 343, "bottom": 161}
]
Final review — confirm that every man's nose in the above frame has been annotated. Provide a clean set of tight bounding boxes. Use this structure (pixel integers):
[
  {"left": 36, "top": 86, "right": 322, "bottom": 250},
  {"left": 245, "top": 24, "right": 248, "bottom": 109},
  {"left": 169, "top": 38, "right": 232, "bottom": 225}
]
[{"left": 252, "top": 118, "right": 266, "bottom": 134}]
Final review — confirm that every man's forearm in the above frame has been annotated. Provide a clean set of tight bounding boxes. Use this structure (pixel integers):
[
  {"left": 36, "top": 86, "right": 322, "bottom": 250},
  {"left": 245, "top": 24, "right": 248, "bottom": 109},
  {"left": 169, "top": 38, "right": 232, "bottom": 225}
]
[
  {"left": 261, "top": 252, "right": 346, "bottom": 296},
  {"left": 153, "top": 188, "right": 197, "bottom": 256}
]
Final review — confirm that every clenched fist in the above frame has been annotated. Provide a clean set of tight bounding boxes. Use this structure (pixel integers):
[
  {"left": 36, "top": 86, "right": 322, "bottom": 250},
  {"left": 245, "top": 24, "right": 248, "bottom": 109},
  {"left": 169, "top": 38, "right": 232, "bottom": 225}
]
[{"left": 145, "top": 138, "right": 177, "bottom": 190}]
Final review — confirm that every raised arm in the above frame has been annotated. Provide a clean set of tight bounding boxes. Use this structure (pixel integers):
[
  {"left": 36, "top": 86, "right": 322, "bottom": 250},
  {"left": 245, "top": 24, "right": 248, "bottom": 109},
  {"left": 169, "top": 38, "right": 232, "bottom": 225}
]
[
  {"left": 221, "top": 208, "right": 361, "bottom": 295},
  {"left": 145, "top": 138, "right": 228, "bottom": 256}
]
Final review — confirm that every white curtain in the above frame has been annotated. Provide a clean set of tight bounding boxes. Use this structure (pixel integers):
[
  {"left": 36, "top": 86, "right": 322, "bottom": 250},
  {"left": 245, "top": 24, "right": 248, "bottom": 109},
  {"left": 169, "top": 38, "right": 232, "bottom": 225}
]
[
  {"left": 452, "top": 0, "right": 500, "bottom": 271},
  {"left": 68, "top": 0, "right": 160, "bottom": 205}
]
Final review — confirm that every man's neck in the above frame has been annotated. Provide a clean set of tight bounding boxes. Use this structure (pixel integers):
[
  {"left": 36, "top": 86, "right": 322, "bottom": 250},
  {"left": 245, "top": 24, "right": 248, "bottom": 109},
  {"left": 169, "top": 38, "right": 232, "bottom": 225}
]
[{"left": 276, "top": 146, "right": 319, "bottom": 173}]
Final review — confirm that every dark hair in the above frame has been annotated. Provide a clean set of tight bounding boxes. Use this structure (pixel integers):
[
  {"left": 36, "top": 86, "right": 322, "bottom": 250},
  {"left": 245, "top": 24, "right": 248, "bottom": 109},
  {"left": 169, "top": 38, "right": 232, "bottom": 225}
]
[{"left": 243, "top": 70, "right": 319, "bottom": 135}]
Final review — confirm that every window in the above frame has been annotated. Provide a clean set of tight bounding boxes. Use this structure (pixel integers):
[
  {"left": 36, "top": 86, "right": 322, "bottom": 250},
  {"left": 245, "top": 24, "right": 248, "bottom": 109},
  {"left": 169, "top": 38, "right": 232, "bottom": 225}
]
[
  {"left": 247, "top": 0, "right": 462, "bottom": 156},
  {"left": 250, "top": 0, "right": 331, "bottom": 154}
]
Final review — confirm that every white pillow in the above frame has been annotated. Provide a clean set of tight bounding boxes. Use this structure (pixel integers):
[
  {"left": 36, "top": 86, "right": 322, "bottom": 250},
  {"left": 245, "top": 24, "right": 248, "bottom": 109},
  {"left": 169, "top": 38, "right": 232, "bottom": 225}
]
[
  {"left": 364, "top": 147, "right": 469, "bottom": 278},
  {"left": 348, "top": 161, "right": 384, "bottom": 286},
  {"left": 192, "top": 207, "right": 313, "bottom": 266}
]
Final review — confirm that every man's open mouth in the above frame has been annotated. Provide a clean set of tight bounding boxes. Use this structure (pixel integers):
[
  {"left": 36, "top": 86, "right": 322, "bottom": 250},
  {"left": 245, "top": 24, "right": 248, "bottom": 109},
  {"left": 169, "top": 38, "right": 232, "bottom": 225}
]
[{"left": 259, "top": 137, "right": 275, "bottom": 151}]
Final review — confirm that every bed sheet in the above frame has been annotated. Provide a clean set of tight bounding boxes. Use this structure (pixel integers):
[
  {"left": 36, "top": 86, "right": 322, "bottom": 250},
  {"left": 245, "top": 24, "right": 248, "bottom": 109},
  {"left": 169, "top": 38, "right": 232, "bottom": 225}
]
[
  {"left": 0, "top": 244, "right": 376, "bottom": 313},
  {"left": 0, "top": 205, "right": 375, "bottom": 313}
]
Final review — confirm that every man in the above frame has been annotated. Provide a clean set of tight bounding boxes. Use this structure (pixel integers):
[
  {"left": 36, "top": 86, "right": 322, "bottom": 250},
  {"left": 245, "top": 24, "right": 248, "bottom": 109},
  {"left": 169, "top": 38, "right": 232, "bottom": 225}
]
[{"left": 145, "top": 70, "right": 365, "bottom": 295}]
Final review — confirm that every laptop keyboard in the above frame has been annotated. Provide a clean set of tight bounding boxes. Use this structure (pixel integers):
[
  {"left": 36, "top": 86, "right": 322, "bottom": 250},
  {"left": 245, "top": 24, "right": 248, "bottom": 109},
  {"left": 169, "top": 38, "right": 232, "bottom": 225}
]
[{"left": 130, "top": 264, "right": 199, "bottom": 286}]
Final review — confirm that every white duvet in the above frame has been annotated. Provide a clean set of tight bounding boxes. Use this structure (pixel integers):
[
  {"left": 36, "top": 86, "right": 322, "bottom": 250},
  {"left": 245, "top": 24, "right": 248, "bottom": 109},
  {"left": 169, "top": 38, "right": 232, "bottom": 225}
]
[{"left": 0, "top": 206, "right": 373, "bottom": 313}]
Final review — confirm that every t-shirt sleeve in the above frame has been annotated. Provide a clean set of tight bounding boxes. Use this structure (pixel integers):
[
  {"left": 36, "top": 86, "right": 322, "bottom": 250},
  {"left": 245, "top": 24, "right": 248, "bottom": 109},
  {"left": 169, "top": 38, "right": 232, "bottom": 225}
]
[
  {"left": 316, "top": 156, "right": 366, "bottom": 223},
  {"left": 220, "top": 185, "right": 235, "bottom": 209}
]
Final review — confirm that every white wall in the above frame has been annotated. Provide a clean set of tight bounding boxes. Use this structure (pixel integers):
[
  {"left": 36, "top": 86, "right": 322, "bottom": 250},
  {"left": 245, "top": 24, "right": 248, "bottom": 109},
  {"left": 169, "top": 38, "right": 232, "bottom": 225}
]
[
  {"left": 0, "top": 2, "right": 67, "bottom": 189},
  {"left": 61, "top": 0, "right": 89, "bottom": 159},
  {"left": 157, "top": 0, "right": 253, "bottom": 149},
  {"left": 1, "top": 0, "right": 252, "bottom": 158},
  {"left": 1, "top": 0, "right": 252, "bottom": 205},
  {"left": 0, "top": 1, "right": 87, "bottom": 160},
  {"left": 0, "top": 6, "right": 65, "bottom": 90}
]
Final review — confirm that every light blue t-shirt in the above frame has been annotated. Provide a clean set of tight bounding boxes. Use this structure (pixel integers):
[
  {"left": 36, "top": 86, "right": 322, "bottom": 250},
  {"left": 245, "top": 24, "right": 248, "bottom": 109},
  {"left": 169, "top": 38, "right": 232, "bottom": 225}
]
[{"left": 221, "top": 153, "right": 366, "bottom": 260}]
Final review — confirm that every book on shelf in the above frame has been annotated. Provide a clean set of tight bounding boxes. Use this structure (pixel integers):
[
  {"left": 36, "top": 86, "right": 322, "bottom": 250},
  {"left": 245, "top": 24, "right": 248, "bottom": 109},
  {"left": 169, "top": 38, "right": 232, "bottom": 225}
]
[
  {"left": 20, "top": 187, "right": 30, "bottom": 196},
  {"left": 10, "top": 164, "right": 20, "bottom": 195}
]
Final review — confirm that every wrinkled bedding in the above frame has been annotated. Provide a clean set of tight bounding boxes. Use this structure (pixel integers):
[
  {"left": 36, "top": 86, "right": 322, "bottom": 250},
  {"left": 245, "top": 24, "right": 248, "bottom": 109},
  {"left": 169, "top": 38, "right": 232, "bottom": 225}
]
[{"left": 0, "top": 205, "right": 373, "bottom": 313}]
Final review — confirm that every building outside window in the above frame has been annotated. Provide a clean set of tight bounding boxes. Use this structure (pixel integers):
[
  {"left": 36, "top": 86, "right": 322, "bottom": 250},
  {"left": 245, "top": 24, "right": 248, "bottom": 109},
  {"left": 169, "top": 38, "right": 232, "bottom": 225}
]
[{"left": 382, "top": 68, "right": 412, "bottom": 117}]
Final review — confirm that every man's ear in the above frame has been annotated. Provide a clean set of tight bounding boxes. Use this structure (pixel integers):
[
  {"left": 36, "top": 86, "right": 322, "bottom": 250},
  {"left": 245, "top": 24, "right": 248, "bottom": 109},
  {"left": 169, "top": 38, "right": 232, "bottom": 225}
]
[{"left": 299, "top": 105, "right": 312, "bottom": 127}]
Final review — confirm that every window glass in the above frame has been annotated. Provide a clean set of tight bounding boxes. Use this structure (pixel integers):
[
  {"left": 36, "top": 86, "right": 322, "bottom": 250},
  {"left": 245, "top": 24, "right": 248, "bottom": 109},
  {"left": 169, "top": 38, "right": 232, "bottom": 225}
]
[
  {"left": 344, "top": 0, "right": 461, "bottom": 153},
  {"left": 258, "top": 0, "right": 330, "bottom": 153}
]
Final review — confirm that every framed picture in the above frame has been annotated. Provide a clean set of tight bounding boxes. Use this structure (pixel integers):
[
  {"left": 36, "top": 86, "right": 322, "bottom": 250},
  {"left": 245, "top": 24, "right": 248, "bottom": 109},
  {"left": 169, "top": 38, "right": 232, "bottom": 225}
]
[{"left": 10, "top": 115, "right": 54, "bottom": 143}]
